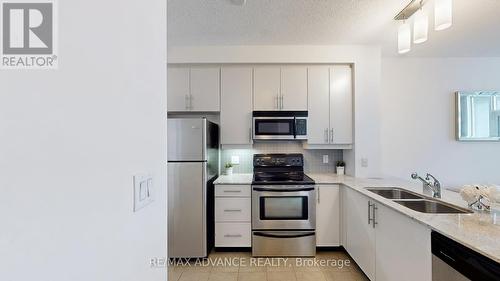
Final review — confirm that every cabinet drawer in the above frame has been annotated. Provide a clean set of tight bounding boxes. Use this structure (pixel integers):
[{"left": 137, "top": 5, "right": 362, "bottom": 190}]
[
  {"left": 215, "top": 198, "right": 251, "bottom": 222},
  {"left": 215, "top": 223, "right": 251, "bottom": 247},
  {"left": 215, "top": 185, "right": 251, "bottom": 197}
]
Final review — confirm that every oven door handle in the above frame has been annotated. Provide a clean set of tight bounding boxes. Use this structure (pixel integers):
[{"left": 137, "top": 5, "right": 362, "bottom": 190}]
[
  {"left": 252, "top": 187, "right": 314, "bottom": 192},
  {"left": 253, "top": 232, "right": 315, "bottom": 239}
]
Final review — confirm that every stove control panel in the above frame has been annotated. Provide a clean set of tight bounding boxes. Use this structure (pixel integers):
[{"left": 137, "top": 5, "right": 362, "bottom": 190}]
[{"left": 253, "top": 154, "right": 304, "bottom": 167}]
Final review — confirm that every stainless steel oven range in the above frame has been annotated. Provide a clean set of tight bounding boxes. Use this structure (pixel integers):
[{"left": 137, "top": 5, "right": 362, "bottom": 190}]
[{"left": 251, "top": 154, "right": 316, "bottom": 257}]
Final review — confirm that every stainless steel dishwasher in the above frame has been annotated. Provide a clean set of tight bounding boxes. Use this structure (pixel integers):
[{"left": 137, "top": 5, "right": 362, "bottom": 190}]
[{"left": 432, "top": 231, "right": 500, "bottom": 281}]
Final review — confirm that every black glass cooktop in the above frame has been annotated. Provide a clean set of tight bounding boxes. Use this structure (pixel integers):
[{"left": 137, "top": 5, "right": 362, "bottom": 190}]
[{"left": 252, "top": 171, "right": 315, "bottom": 185}]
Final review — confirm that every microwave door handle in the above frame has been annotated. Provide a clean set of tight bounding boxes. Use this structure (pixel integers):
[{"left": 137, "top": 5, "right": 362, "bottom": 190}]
[{"left": 293, "top": 117, "right": 297, "bottom": 139}]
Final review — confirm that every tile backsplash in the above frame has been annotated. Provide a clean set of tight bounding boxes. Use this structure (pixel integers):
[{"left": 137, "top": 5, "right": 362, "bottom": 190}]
[{"left": 221, "top": 142, "right": 343, "bottom": 174}]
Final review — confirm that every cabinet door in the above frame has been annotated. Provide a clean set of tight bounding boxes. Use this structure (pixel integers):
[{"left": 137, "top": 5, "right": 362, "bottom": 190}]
[
  {"left": 375, "top": 204, "right": 432, "bottom": 281},
  {"left": 316, "top": 185, "right": 340, "bottom": 246},
  {"left": 329, "top": 65, "right": 353, "bottom": 144},
  {"left": 221, "top": 67, "right": 253, "bottom": 145},
  {"left": 190, "top": 67, "right": 220, "bottom": 112},
  {"left": 344, "top": 188, "right": 375, "bottom": 280},
  {"left": 307, "top": 66, "right": 330, "bottom": 144},
  {"left": 253, "top": 66, "right": 281, "bottom": 110},
  {"left": 167, "top": 66, "right": 190, "bottom": 111},
  {"left": 281, "top": 66, "right": 308, "bottom": 110}
]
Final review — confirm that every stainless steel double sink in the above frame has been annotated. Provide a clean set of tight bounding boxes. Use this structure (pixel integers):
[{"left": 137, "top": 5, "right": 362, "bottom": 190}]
[{"left": 366, "top": 187, "right": 473, "bottom": 214}]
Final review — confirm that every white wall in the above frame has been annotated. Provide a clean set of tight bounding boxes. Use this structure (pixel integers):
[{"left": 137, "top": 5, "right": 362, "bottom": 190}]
[
  {"left": 0, "top": 1, "right": 167, "bottom": 281},
  {"left": 168, "top": 45, "right": 382, "bottom": 178},
  {"left": 381, "top": 58, "right": 500, "bottom": 187}
]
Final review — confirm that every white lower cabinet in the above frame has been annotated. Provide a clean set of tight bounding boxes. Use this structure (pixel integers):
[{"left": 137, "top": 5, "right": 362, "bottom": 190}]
[
  {"left": 215, "top": 223, "right": 251, "bottom": 247},
  {"left": 316, "top": 185, "right": 340, "bottom": 246},
  {"left": 343, "top": 187, "right": 432, "bottom": 281},
  {"left": 214, "top": 184, "right": 251, "bottom": 247},
  {"left": 375, "top": 204, "right": 432, "bottom": 281},
  {"left": 344, "top": 188, "right": 376, "bottom": 280}
]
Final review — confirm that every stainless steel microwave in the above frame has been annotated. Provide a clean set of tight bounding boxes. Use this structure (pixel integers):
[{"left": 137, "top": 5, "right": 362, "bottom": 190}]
[{"left": 252, "top": 111, "right": 308, "bottom": 140}]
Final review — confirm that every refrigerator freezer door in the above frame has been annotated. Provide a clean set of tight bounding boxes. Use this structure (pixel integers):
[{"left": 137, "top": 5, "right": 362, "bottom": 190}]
[
  {"left": 168, "top": 162, "right": 207, "bottom": 258},
  {"left": 168, "top": 118, "right": 206, "bottom": 161}
]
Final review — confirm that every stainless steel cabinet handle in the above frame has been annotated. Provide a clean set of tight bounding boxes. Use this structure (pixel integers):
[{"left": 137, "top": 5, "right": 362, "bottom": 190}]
[
  {"left": 368, "top": 201, "right": 373, "bottom": 225},
  {"left": 224, "top": 234, "right": 242, "bottom": 238},
  {"left": 330, "top": 129, "right": 334, "bottom": 143},
  {"left": 223, "top": 190, "right": 241, "bottom": 193},
  {"left": 249, "top": 127, "right": 253, "bottom": 142},
  {"left": 372, "top": 204, "right": 378, "bottom": 228},
  {"left": 224, "top": 209, "right": 242, "bottom": 212},
  {"left": 280, "top": 96, "right": 284, "bottom": 109},
  {"left": 190, "top": 95, "right": 193, "bottom": 110},
  {"left": 324, "top": 129, "right": 329, "bottom": 143},
  {"left": 317, "top": 186, "right": 320, "bottom": 203},
  {"left": 275, "top": 95, "right": 279, "bottom": 109},
  {"left": 185, "top": 94, "right": 189, "bottom": 110}
]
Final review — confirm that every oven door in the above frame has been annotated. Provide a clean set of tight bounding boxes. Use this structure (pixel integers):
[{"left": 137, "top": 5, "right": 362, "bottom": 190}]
[
  {"left": 252, "top": 185, "right": 316, "bottom": 230},
  {"left": 253, "top": 117, "right": 295, "bottom": 140}
]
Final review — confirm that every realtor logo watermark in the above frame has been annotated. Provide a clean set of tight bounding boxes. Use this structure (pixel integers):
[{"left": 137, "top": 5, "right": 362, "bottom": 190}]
[{"left": 1, "top": 0, "right": 57, "bottom": 69}]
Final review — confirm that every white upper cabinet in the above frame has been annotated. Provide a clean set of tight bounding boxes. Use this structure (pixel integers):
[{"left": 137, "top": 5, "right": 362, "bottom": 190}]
[
  {"left": 281, "top": 66, "right": 308, "bottom": 110},
  {"left": 167, "top": 65, "right": 220, "bottom": 112},
  {"left": 253, "top": 66, "right": 281, "bottom": 111},
  {"left": 190, "top": 67, "right": 220, "bottom": 112},
  {"left": 330, "top": 65, "right": 353, "bottom": 144},
  {"left": 306, "top": 65, "right": 353, "bottom": 148},
  {"left": 167, "top": 66, "right": 190, "bottom": 111},
  {"left": 307, "top": 66, "right": 330, "bottom": 144},
  {"left": 316, "top": 185, "right": 340, "bottom": 247},
  {"left": 220, "top": 67, "right": 253, "bottom": 146}
]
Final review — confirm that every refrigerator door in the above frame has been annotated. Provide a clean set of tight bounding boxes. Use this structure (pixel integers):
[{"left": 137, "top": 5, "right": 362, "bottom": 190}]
[
  {"left": 168, "top": 162, "right": 207, "bottom": 258},
  {"left": 168, "top": 118, "right": 206, "bottom": 161}
]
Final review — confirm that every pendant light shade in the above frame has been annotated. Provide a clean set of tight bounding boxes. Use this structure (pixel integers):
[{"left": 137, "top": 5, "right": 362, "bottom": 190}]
[
  {"left": 435, "top": 0, "right": 452, "bottom": 31},
  {"left": 398, "top": 22, "right": 411, "bottom": 54},
  {"left": 413, "top": 9, "right": 428, "bottom": 44}
]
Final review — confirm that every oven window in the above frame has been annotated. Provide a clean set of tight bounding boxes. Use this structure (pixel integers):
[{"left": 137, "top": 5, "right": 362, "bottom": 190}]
[
  {"left": 255, "top": 120, "right": 294, "bottom": 135},
  {"left": 260, "top": 196, "right": 308, "bottom": 220}
]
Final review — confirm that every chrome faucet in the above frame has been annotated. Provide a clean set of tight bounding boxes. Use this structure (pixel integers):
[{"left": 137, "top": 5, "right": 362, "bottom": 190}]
[{"left": 411, "top": 172, "right": 441, "bottom": 198}]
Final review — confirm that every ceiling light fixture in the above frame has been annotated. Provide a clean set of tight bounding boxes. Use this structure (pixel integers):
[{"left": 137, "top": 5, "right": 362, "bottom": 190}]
[
  {"left": 398, "top": 21, "right": 411, "bottom": 54},
  {"left": 413, "top": 8, "right": 428, "bottom": 44},
  {"left": 435, "top": 0, "right": 452, "bottom": 31},
  {"left": 394, "top": 0, "right": 453, "bottom": 54}
]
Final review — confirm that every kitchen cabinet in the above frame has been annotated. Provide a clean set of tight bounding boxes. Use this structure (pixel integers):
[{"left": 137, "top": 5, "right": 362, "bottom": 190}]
[
  {"left": 316, "top": 185, "right": 340, "bottom": 247},
  {"left": 167, "top": 66, "right": 190, "bottom": 111},
  {"left": 375, "top": 204, "right": 432, "bottom": 281},
  {"left": 281, "top": 66, "right": 308, "bottom": 110},
  {"left": 167, "top": 65, "right": 220, "bottom": 112},
  {"left": 253, "top": 66, "right": 308, "bottom": 111},
  {"left": 190, "top": 67, "right": 220, "bottom": 111},
  {"left": 344, "top": 188, "right": 376, "bottom": 281},
  {"left": 214, "top": 184, "right": 251, "bottom": 248},
  {"left": 253, "top": 66, "right": 281, "bottom": 110},
  {"left": 344, "top": 188, "right": 432, "bottom": 281},
  {"left": 306, "top": 65, "right": 353, "bottom": 148},
  {"left": 220, "top": 67, "right": 253, "bottom": 146},
  {"left": 329, "top": 65, "right": 353, "bottom": 144}
]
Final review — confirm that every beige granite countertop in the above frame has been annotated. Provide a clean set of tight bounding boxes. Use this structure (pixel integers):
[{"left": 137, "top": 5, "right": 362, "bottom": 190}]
[
  {"left": 214, "top": 173, "right": 253, "bottom": 185},
  {"left": 213, "top": 172, "right": 500, "bottom": 263},
  {"left": 309, "top": 173, "right": 500, "bottom": 264}
]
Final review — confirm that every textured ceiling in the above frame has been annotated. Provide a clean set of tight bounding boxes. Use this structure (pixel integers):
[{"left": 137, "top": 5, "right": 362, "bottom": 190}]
[{"left": 167, "top": 0, "right": 500, "bottom": 57}]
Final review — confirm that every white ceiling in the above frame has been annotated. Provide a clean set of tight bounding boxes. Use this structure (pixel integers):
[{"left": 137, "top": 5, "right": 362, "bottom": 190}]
[{"left": 167, "top": 0, "right": 500, "bottom": 57}]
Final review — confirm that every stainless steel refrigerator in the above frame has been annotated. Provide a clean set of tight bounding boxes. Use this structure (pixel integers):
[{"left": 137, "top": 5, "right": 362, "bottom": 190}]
[{"left": 167, "top": 118, "right": 219, "bottom": 258}]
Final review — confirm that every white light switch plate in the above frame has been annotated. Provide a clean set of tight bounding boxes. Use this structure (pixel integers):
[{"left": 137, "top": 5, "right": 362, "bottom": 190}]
[
  {"left": 361, "top": 158, "right": 369, "bottom": 168},
  {"left": 134, "top": 173, "right": 154, "bottom": 212},
  {"left": 322, "top": 155, "right": 329, "bottom": 164}
]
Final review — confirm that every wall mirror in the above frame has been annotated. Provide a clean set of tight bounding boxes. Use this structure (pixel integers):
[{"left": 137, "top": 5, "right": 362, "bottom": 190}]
[{"left": 456, "top": 91, "right": 500, "bottom": 141}]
